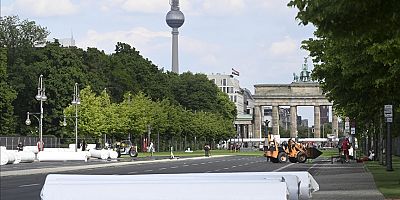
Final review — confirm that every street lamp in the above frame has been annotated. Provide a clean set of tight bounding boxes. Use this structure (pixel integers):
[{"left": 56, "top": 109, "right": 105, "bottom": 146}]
[
  {"left": 64, "top": 83, "right": 80, "bottom": 152},
  {"left": 26, "top": 74, "right": 47, "bottom": 151}
]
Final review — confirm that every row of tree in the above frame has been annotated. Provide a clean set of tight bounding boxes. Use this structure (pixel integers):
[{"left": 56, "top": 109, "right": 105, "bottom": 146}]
[
  {"left": 0, "top": 16, "right": 237, "bottom": 142},
  {"left": 288, "top": 1, "right": 399, "bottom": 156}
]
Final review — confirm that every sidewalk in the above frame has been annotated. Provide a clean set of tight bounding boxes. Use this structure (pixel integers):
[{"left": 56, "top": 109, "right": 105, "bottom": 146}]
[{"left": 310, "top": 158, "right": 385, "bottom": 200}]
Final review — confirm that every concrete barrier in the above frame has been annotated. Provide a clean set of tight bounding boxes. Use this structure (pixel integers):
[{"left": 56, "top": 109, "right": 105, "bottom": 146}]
[
  {"left": 89, "top": 149, "right": 109, "bottom": 159},
  {"left": 40, "top": 173, "right": 290, "bottom": 200}
]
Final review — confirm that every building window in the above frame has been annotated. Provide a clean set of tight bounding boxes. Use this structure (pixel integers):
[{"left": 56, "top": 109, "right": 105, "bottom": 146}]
[
  {"left": 211, "top": 79, "right": 215, "bottom": 84},
  {"left": 228, "top": 87, "right": 233, "bottom": 93},
  {"left": 223, "top": 79, "right": 227, "bottom": 86},
  {"left": 223, "top": 87, "right": 227, "bottom": 93},
  {"left": 264, "top": 108, "right": 272, "bottom": 116},
  {"left": 234, "top": 95, "right": 237, "bottom": 102},
  {"left": 246, "top": 109, "right": 250, "bottom": 114}
]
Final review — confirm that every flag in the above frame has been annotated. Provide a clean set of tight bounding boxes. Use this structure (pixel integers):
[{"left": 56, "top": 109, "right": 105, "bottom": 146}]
[{"left": 231, "top": 68, "right": 239, "bottom": 76}]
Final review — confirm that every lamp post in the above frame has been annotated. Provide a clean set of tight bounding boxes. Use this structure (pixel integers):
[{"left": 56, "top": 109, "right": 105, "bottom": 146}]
[
  {"left": 71, "top": 83, "right": 80, "bottom": 152},
  {"left": 26, "top": 75, "right": 47, "bottom": 151},
  {"left": 62, "top": 83, "right": 80, "bottom": 152}
]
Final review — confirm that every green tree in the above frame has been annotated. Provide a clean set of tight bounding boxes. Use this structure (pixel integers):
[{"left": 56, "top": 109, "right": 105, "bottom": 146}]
[{"left": 0, "top": 48, "right": 16, "bottom": 135}]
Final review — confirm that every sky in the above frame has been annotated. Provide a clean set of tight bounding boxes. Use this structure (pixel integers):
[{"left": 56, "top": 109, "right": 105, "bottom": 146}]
[{"left": 1, "top": 0, "right": 322, "bottom": 124}]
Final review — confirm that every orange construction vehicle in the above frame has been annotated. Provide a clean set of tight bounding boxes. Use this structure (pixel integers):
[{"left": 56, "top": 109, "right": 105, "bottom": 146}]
[{"left": 264, "top": 136, "right": 322, "bottom": 163}]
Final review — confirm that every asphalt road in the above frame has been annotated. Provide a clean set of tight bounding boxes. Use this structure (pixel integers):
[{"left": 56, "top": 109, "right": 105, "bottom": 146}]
[{"left": 0, "top": 155, "right": 385, "bottom": 200}]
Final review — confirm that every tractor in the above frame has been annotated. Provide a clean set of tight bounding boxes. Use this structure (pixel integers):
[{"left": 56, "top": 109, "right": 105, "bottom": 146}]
[{"left": 264, "top": 137, "right": 322, "bottom": 163}]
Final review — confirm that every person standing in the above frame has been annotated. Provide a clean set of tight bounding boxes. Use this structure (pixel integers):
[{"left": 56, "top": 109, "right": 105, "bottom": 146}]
[
  {"left": 342, "top": 138, "right": 350, "bottom": 162},
  {"left": 204, "top": 144, "right": 211, "bottom": 157},
  {"left": 149, "top": 141, "right": 154, "bottom": 156}
]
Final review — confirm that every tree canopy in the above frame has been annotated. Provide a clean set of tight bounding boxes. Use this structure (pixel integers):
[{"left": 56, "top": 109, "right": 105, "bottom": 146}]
[{"left": 1, "top": 15, "right": 237, "bottom": 143}]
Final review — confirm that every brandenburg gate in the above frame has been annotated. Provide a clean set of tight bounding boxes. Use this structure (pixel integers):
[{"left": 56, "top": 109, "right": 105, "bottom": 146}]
[{"left": 253, "top": 82, "right": 339, "bottom": 138}]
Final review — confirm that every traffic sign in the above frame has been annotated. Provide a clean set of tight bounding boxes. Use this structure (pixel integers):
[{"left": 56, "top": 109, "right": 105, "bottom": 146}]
[
  {"left": 351, "top": 127, "right": 355, "bottom": 135},
  {"left": 386, "top": 118, "right": 393, "bottom": 123},
  {"left": 384, "top": 105, "right": 393, "bottom": 115}
]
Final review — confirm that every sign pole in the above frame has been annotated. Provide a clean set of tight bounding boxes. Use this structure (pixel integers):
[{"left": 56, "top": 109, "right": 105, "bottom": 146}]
[{"left": 384, "top": 105, "right": 393, "bottom": 171}]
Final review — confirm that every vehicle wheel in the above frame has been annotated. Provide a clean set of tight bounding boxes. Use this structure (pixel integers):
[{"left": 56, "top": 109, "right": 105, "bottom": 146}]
[
  {"left": 289, "top": 157, "right": 297, "bottom": 163},
  {"left": 278, "top": 152, "right": 288, "bottom": 163},
  {"left": 297, "top": 152, "right": 307, "bottom": 163},
  {"left": 129, "top": 148, "right": 138, "bottom": 157},
  {"left": 270, "top": 157, "right": 279, "bottom": 163}
]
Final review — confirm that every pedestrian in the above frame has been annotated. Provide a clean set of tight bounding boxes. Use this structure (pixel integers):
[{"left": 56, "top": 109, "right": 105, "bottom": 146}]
[
  {"left": 149, "top": 141, "right": 154, "bottom": 156},
  {"left": 342, "top": 138, "right": 350, "bottom": 162},
  {"left": 17, "top": 142, "right": 24, "bottom": 151},
  {"left": 204, "top": 144, "right": 211, "bottom": 157}
]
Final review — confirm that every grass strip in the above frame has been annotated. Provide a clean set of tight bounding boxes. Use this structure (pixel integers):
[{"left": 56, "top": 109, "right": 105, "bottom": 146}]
[{"left": 365, "top": 156, "right": 400, "bottom": 199}]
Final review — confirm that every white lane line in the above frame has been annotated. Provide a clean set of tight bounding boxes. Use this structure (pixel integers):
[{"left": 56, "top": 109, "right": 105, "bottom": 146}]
[
  {"left": 191, "top": 163, "right": 198, "bottom": 166},
  {"left": 170, "top": 166, "right": 178, "bottom": 169},
  {"left": 307, "top": 163, "right": 317, "bottom": 172},
  {"left": 213, "top": 169, "right": 221, "bottom": 172},
  {"left": 128, "top": 171, "right": 138, "bottom": 174},
  {"left": 144, "top": 169, "right": 153, "bottom": 172},
  {"left": 200, "top": 163, "right": 206, "bottom": 165},
  {"left": 18, "top": 183, "right": 40, "bottom": 188},
  {"left": 223, "top": 168, "right": 229, "bottom": 170},
  {"left": 231, "top": 166, "right": 237, "bottom": 168},
  {"left": 273, "top": 163, "right": 295, "bottom": 172},
  {"left": 159, "top": 168, "right": 167, "bottom": 170},
  {"left": 244, "top": 163, "right": 249, "bottom": 166},
  {"left": 182, "top": 165, "right": 189, "bottom": 167},
  {"left": 205, "top": 171, "right": 212, "bottom": 173}
]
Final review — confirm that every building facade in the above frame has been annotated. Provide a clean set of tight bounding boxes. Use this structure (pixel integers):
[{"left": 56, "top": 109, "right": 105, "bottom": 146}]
[{"left": 207, "top": 73, "right": 254, "bottom": 139}]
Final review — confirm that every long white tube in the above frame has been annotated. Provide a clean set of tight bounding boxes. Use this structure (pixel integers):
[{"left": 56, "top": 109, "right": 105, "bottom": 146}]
[
  {"left": 23, "top": 146, "right": 39, "bottom": 154},
  {"left": 0, "top": 150, "right": 8, "bottom": 165},
  {"left": 108, "top": 150, "right": 118, "bottom": 159},
  {"left": 17, "top": 151, "right": 35, "bottom": 163},
  {"left": 89, "top": 149, "right": 109, "bottom": 160},
  {"left": 37, "top": 152, "right": 88, "bottom": 162}
]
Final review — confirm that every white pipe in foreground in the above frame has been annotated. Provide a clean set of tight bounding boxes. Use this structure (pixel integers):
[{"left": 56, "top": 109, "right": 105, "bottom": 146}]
[
  {"left": 40, "top": 173, "right": 290, "bottom": 200},
  {"left": 37, "top": 152, "right": 88, "bottom": 162}
]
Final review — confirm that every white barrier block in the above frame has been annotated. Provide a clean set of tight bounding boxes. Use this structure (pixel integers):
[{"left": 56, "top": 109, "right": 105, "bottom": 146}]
[
  {"left": 37, "top": 152, "right": 88, "bottom": 162},
  {"left": 40, "top": 173, "right": 289, "bottom": 200}
]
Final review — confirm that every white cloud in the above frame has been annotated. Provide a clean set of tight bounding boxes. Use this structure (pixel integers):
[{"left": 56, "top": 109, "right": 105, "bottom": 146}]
[
  {"left": 77, "top": 27, "right": 170, "bottom": 53},
  {"left": 268, "top": 36, "right": 298, "bottom": 56},
  {"left": 13, "top": 0, "right": 78, "bottom": 17},
  {"left": 120, "top": 0, "right": 169, "bottom": 13},
  {"left": 201, "top": 0, "right": 245, "bottom": 15},
  {"left": 181, "top": 36, "right": 222, "bottom": 68}
]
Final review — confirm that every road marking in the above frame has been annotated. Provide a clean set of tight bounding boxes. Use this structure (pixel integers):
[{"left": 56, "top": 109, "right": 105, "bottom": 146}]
[
  {"left": 223, "top": 168, "right": 229, "bottom": 170},
  {"left": 191, "top": 163, "right": 198, "bottom": 166},
  {"left": 144, "top": 169, "right": 153, "bottom": 172},
  {"left": 205, "top": 171, "right": 212, "bottom": 173},
  {"left": 128, "top": 171, "right": 138, "bottom": 174},
  {"left": 231, "top": 166, "right": 237, "bottom": 168},
  {"left": 273, "top": 163, "right": 295, "bottom": 172},
  {"left": 244, "top": 163, "right": 249, "bottom": 165},
  {"left": 213, "top": 169, "right": 221, "bottom": 172},
  {"left": 307, "top": 163, "right": 317, "bottom": 172},
  {"left": 170, "top": 166, "right": 178, "bottom": 169},
  {"left": 182, "top": 165, "right": 189, "bottom": 167},
  {"left": 18, "top": 183, "right": 40, "bottom": 188},
  {"left": 200, "top": 163, "right": 206, "bottom": 165},
  {"left": 159, "top": 168, "right": 167, "bottom": 170}
]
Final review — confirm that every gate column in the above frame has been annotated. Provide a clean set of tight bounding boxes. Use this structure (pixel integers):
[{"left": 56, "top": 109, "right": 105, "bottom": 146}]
[
  {"left": 290, "top": 106, "right": 297, "bottom": 138},
  {"left": 272, "top": 105, "right": 280, "bottom": 135},
  {"left": 314, "top": 105, "right": 321, "bottom": 138}
]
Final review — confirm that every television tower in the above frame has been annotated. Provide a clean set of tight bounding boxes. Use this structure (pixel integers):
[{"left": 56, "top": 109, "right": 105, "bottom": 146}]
[{"left": 166, "top": 0, "right": 185, "bottom": 74}]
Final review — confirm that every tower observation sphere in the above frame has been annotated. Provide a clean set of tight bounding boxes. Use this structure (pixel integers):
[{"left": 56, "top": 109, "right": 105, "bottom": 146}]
[{"left": 166, "top": 10, "right": 185, "bottom": 28}]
